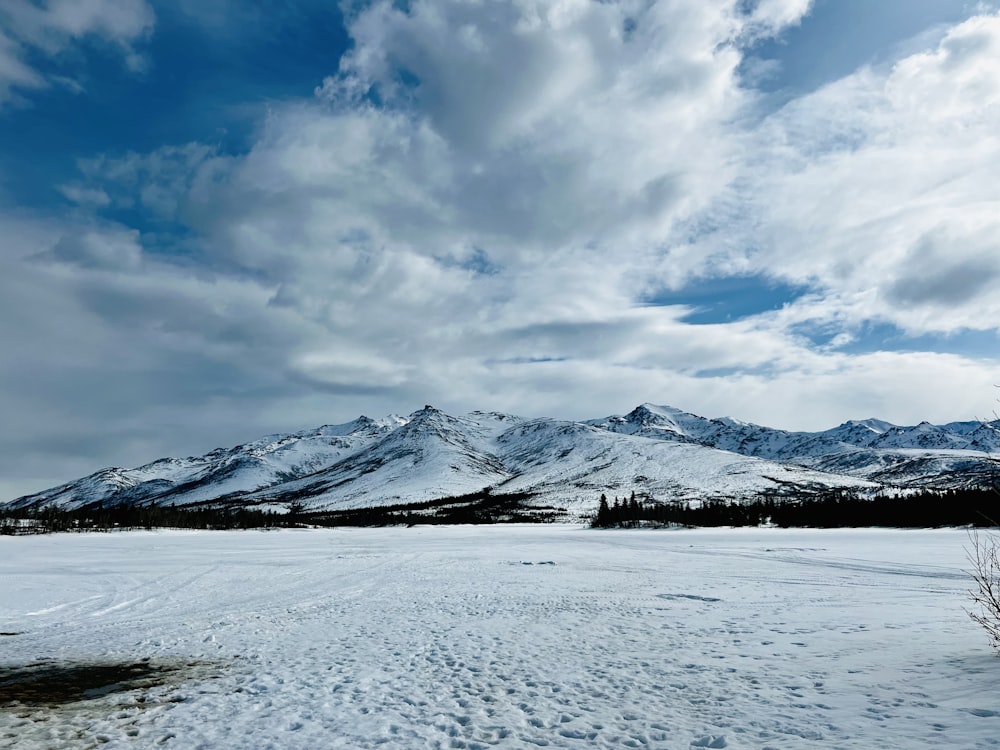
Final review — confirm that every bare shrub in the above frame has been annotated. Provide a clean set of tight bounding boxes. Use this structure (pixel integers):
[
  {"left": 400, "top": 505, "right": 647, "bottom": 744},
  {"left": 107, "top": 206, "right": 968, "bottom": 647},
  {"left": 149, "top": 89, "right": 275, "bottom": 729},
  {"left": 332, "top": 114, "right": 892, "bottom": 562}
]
[{"left": 967, "top": 530, "right": 1000, "bottom": 652}]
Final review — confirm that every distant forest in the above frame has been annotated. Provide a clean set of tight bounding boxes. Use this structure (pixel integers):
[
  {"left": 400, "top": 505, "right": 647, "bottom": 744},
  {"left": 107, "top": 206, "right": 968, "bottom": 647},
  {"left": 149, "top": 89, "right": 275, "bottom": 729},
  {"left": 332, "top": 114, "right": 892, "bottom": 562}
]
[
  {"left": 3, "top": 486, "right": 999, "bottom": 535},
  {"left": 0, "top": 489, "right": 560, "bottom": 535},
  {"left": 591, "top": 488, "right": 1000, "bottom": 529}
]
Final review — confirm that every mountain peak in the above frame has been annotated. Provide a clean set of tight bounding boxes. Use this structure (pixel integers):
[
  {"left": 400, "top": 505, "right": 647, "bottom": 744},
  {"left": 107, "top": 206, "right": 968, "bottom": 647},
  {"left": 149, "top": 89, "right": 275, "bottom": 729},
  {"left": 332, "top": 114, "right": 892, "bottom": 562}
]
[
  {"left": 832, "top": 418, "right": 894, "bottom": 435},
  {"left": 627, "top": 403, "right": 686, "bottom": 423},
  {"left": 7, "top": 403, "right": 996, "bottom": 514},
  {"left": 635, "top": 402, "right": 684, "bottom": 415},
  {"left": 629, "top": 403, "right": 718, "bottom": 431},
  {"left": 412, "top": 404, "right": 443, "bottom": 417}
]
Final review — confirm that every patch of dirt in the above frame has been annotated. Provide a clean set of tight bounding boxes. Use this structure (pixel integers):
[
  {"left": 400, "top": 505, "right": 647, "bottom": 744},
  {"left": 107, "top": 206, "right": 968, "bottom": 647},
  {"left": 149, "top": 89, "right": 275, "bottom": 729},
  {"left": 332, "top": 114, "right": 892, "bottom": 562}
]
[{"left": 0, "top": 659, "right": 204, "bottom": 707}]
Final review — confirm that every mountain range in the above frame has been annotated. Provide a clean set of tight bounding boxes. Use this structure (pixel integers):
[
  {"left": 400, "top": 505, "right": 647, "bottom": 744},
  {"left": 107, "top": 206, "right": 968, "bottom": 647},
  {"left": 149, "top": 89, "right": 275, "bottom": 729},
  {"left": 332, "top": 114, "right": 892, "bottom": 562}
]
[{"left": 6, "top": 404, "right": 999, "bottom": 519}]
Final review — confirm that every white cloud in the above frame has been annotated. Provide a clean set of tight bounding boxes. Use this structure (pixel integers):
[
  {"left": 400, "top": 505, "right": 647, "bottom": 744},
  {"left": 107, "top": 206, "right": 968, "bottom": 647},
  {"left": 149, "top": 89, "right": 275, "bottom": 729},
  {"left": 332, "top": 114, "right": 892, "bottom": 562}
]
[
  {"left": 0, "top": 30, "right": 45, "bottom": 104},
  {"left": 3, "top": 0, "right": 154, "bottom": 50},
  {"left": 39, "top": 225, "right": 144, "bottom": 271},
  {"left": 744, "top": 0, "right": 813, "bottom": 36},
  {"left": 0, "top": 0, "right": 154, "bottom": 105},
  {"left": 68, "top": 0, "right": 781, "bottom": 354},
  {"left": 79, "top": 143, "right": 215, "bottom": 216},
  {"left": 691, "top": 12, "right": 1000, "bottom": 337},
  {"left": 58, "top": 183, "right": 111, "bottom": 207},
  {"left": 0, "top": 210, "right": 324, "bottom": 493},
  {"left": 323, "top": 0, "right": 757, "bottom": 246},
  {"left": 7, "top": 1, "right": 1000, "bottom": 496}
]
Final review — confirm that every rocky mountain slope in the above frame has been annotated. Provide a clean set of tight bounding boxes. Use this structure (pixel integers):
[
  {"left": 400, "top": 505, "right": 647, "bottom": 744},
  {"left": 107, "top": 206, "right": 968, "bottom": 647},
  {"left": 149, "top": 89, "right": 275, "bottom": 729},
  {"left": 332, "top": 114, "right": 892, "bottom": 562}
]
[
  {"left": 590, "top": 404, "right": 1000, "bottom": 488},
  {"left": 7, "top": 403, "right": 997, "bottom": 518}
]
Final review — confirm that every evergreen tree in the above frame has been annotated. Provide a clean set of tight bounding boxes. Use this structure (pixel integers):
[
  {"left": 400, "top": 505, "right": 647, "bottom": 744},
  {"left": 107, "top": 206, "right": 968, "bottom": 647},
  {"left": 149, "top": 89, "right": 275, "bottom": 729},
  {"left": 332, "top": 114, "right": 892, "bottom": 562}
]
[{"left": 595, "top": 495, "right": 612, "bottom": 527}]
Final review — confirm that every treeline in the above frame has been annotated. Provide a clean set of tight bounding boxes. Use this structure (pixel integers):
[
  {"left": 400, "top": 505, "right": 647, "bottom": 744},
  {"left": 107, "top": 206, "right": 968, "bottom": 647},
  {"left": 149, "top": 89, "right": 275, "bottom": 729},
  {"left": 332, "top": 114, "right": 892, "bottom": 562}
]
[
  {"left": 0, "top": 489, "right": 559, "bottom": 534},
  {"left": 306, "top": 489, "right": 558, "bottom": 526},
  {"left": 0, "top": 503, "right": 291, "bottom": 534},
  {"left": 592, "top": 488, "right": 1000, "bottom": 529}
]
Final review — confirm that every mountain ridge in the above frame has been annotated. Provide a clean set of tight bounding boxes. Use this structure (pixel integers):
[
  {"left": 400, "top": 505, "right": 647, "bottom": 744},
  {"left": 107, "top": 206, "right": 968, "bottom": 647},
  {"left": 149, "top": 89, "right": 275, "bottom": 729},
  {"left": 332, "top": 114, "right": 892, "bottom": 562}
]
[{"left": 7, "top": 403, "right": 998, "bottom": 518}]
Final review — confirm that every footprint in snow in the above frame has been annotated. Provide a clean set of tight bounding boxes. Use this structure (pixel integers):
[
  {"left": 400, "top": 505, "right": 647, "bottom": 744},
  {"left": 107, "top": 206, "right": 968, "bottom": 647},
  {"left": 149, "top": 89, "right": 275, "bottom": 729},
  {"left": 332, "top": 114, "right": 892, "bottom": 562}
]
[
  {"left": 965, "top": 708, "right": 999, "bottom": 718},
  {"left": 657, "top": 594, "right": 722, "bottom": 603},
  {"left": 691, "top": 735, "right": 727, "bottom": 748}
]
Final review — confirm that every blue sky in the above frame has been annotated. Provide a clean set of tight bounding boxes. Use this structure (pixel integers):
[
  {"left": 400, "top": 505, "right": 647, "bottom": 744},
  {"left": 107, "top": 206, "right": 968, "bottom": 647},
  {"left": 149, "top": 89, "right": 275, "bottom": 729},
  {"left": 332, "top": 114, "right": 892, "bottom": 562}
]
[
  {"left": 2, "top": 0, "right": 1000, "bottom": 498},
  {"left": 0, "top": 2, "right": 350, "bottom": 211},
  {"left": 753, "top": 0, "right": 981, "bottom": 93}
]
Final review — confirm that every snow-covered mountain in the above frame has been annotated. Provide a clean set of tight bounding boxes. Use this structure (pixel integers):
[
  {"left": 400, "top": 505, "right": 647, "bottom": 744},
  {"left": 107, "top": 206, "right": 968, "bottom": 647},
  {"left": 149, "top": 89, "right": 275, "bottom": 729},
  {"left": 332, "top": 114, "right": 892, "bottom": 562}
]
[
  {"left": 7, "top": 416, "right": 404, "bottom": 511},
  {"left": 589, "top": 404, "right": 1000, "bottom": 488},
  {"left": 245, "top": 407, "right": 517, "bottom": 510},
  {"left": 489, "top": 418, "right": 869, "bottom": 508},
  {"left": 6, "top": 403, "right": 998, "bottom": 517}
]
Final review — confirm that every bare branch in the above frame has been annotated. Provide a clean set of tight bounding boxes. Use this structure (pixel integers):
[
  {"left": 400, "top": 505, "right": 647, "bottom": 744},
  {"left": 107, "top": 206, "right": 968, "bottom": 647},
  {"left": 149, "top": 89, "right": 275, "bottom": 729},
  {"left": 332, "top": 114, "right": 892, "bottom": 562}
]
[{"left": 967, "top": 530, "right": 1000, "bottom": 652}]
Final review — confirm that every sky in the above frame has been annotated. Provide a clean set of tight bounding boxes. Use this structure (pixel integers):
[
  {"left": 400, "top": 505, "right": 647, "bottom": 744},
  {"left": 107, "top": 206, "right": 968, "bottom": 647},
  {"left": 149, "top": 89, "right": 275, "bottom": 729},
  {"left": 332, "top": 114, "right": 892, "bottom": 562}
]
[{"left": 2, "top": 0, "right": 1000, "bottom": 499}]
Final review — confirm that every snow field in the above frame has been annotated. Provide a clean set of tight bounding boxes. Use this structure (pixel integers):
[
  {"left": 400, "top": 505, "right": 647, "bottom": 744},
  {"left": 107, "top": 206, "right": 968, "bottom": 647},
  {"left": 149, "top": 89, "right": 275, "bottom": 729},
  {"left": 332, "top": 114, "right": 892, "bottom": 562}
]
[{"left": 2, "top": 526, "right": 999, "bottom": 749}]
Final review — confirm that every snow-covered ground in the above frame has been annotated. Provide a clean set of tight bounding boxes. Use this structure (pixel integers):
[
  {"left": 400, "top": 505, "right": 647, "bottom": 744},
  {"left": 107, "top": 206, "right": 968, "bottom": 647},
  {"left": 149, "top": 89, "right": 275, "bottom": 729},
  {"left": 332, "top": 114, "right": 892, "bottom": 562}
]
[{"left": 2, "top": 526, "right": 999, "bottom": 749}]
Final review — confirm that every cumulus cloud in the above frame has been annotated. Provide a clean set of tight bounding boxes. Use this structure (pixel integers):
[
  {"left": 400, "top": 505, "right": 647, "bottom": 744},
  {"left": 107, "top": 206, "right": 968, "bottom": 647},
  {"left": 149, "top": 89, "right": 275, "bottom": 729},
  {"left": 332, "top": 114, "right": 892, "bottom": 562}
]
[
  {"left": 324, "top": 0, "right": 756, "bottom": 244},
  {"left": 741, "top": 0, "right": 813, "bottom": 37},
  {"left": 69, "top": 0, "right": 784, "bottom": 359},
  {"left": 884, "top": 228, "right": 1000, "bottom": 308},
  {"left": 38, "top": 225, "right": 144, "bottom": 271},
  {"left": 690, "top": 12, "right": 1000, "bottom": 337},
  {"left": 0, "top": 210, "right": 320, "bottom": 493},
  {"left": 6, "top": 1, "right": 1000, "bottom": 497},
  {"left": 0, "top": 0, "right": 154, "bottom": 105}
]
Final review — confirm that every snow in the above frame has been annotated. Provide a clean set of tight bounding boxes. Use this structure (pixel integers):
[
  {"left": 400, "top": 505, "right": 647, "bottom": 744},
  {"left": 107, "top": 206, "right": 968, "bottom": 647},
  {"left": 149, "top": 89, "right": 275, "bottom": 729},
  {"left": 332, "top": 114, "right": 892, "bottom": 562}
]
[
  {"left": 3, "top": 526, "right": 999, "bottom": 749},
  {"left": 249, "top": 407, "right": 515, "bottom": 510},
  {"left": 230, "top": 412, "right": 876, "bottom": 516},
  {"left": 10, "top": 405, "right": 999, "bottom": 514},
  {"left": 492, "top": 421, "right": 872, "bottom": 513},
  {"left": 9, "top": 418, "right": 401, "bottom": 511}
]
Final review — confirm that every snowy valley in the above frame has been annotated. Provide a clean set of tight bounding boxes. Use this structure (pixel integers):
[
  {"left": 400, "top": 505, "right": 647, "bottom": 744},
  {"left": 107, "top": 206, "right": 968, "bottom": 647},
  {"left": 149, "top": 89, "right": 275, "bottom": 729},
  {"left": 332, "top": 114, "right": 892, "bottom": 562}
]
[{"left": 3, "top": 526, "right": 999, "bottom": 749}]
